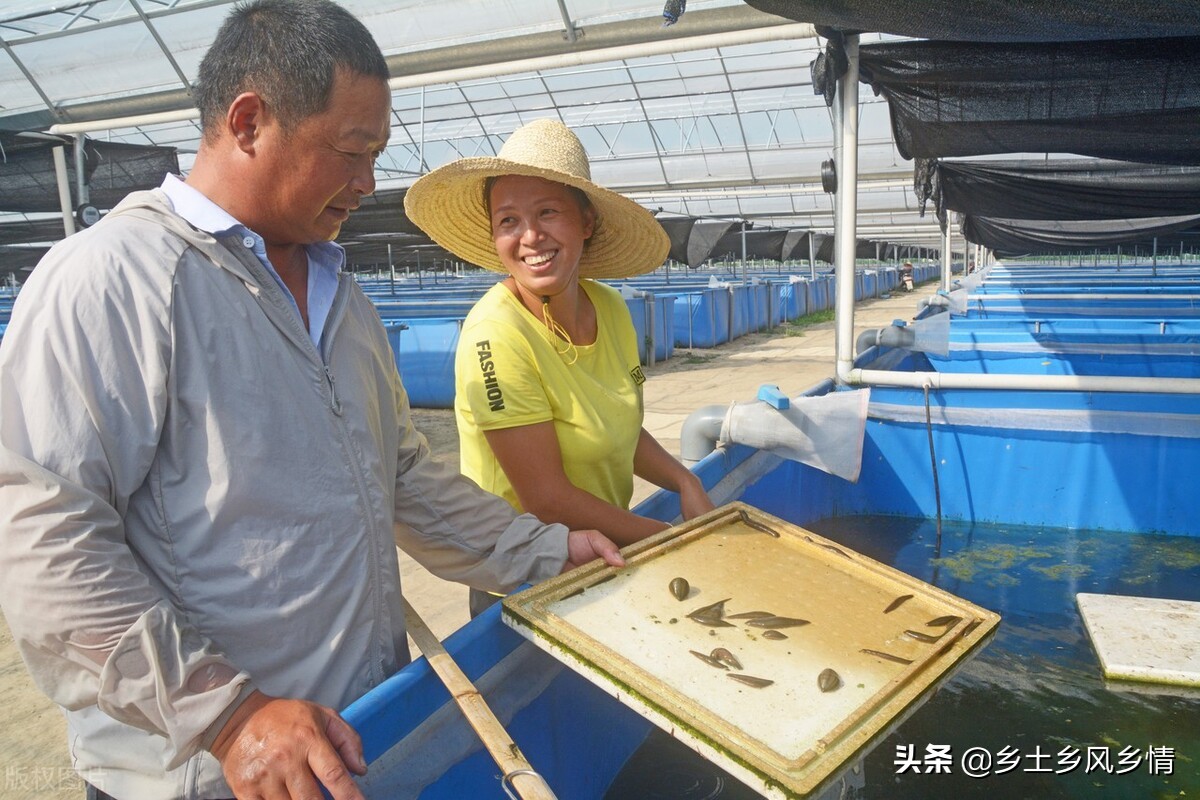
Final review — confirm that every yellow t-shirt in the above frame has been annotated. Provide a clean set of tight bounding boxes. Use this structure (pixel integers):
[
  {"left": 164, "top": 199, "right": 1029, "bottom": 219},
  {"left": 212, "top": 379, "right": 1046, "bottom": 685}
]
[{"left": 455, "top": 280, "right": 645, "bottom": 513}]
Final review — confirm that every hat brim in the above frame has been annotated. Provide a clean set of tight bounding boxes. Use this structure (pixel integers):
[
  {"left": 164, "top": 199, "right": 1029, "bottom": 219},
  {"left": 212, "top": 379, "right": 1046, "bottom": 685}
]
[{"left": 404, "top": 157, "right": 669, "bottom": 280}]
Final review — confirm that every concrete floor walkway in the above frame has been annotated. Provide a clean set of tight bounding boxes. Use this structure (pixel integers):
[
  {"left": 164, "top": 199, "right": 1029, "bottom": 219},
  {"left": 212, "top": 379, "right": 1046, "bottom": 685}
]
[{"left": 0, "top": 278, "right": 940, "bottom": 799}]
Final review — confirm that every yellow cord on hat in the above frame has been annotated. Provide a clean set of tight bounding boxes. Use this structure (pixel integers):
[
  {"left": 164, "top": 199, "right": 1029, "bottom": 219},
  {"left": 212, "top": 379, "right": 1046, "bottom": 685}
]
[{"left": 541, "top": 295, "right": 579, "bottom": 365}]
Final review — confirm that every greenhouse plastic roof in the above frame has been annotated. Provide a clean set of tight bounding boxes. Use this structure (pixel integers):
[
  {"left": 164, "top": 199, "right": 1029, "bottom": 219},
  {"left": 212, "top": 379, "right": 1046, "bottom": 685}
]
[
  {"left": 0, "top": 0, "right": 948, "bottom": 264},
  {"left": 7, "top": 0, "right": 1200, "bottom": 266}
]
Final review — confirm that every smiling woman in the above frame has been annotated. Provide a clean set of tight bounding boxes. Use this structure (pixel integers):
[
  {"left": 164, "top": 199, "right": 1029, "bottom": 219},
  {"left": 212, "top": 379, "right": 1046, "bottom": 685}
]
[
  {"left": 487, "top": 174, "right": 595, "bottom": 306},
  {"left": 405, "top": 119, "right": 715, "bottom": 616}
]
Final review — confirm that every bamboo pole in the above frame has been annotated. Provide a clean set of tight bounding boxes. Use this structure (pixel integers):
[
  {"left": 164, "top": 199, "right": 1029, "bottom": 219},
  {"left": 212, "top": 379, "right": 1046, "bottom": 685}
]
[{"left": 402, "top": 597, "right": 557, "bottom": 800}]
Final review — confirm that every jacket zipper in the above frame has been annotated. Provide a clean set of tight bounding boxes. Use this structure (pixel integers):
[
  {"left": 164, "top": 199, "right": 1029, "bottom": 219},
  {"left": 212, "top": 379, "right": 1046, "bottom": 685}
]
[
  {"left": 323, "top": 365, "right": 344, "bottom": 416},
  {"left": 322, "top": 281, "right": 388, "bottom": 686}
]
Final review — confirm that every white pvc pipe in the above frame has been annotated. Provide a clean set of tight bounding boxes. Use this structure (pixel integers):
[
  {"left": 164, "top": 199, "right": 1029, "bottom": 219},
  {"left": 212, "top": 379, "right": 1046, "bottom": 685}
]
[
  {"left": 970, "top": 293, "right": 1200, "bottom": 300},
  {"left": 50, "top": 107, "right": 199, "bottom": 136},
  {"left": 52, "top": 145, "right": 76, "bottom": 238},
  {"left": 847, "top": 368, "right": 1200, "bottom": 395},
  {"left": 73, "top": 134, "right": 88, "bottom": 205},
  {"left": 833, "top": 34, "right": 860, "bottom": 386},
  {"left": 681, "top": 404, "right": 726, "bottom": 465},
  {"left": 807, "top": 230, "right": 816, "bottom": 280},
  {"left": 645, "top": 292, "right": 657, "bottom": 368},
  {"left": 940, "top": 224, "right": 951, "bottom": 292},
  {"left": 740, "top": 222, "right": 747, "bottom": 284}
]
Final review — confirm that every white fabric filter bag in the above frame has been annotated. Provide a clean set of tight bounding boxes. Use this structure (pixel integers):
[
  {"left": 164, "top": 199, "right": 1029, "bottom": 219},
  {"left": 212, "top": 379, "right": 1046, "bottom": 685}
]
[
  {"left": 720, "top": 388, "right": 871, "bottom": 483},
  {"left": 911, "top": 311, "right": 951, "bottom": 356},
  {"left": 946, "top": 287, "right": 970, "bottom": 316}
]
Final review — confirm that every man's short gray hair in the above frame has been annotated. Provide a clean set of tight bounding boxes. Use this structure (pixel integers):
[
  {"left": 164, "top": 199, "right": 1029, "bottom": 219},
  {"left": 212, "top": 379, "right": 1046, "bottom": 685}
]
[{"left": 195, "top": 0, "right": 389, "bottom": 137}]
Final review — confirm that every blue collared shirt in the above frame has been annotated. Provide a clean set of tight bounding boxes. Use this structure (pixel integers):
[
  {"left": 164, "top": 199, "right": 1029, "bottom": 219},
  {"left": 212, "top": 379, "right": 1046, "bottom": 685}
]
[{"left": 160, "top": 174, "right": 341, "bottom": 352}]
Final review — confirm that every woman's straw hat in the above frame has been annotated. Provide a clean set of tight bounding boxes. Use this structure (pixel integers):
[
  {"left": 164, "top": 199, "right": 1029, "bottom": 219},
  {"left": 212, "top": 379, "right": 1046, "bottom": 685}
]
[{"left": 404, "top": 119, "right": 669, "bottom": 279}]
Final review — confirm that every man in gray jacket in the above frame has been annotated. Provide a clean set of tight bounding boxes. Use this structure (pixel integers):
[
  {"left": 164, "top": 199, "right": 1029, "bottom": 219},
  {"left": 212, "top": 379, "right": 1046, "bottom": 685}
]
[{"left": 0, "top": 2, "right": 623, "bottom": 799}]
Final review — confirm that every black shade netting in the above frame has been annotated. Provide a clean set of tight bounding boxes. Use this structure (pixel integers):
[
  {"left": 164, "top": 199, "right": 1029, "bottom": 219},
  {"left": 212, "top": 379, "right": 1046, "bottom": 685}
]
[
  {"left": 962, "top": 213, "right": 1200, "bottom": 257},
  {"left": 782, "top": 229, "right": 824, "bottom": 261},
  {"left": 857, "top": 37, "right": 1200, "bottom": 165},
  {"left": 921, "top": 158, "right": 1200, "bottom": 221},
  {"left": 0, "top": 132, "right": 179, "bottom": 213},
  {"left": 685, "top": 220, "right": 737, "bottom": 268},
  {"left": 0, "top": 244, "right": 50, "bottom": 274},
  {"left": 815, "top": 236, "right": 877, "bottom": 263},
  {"left": 657, "top": 217, "right": 698, "bottom": 264},
  {"left": 339, "top": 188, "right": 430, "bottom": 238},
  {"left": 710, "top": 228, "right": 789, "bottom": 261},
  {"left": 742, "top": 0, "right": 1200, "bottom": 42},
  {"left": 0, "top": 217, "right": 66, "bottom": 246},
  {"left": 338, "top": 238, "right": 463, "bottom": 270}
]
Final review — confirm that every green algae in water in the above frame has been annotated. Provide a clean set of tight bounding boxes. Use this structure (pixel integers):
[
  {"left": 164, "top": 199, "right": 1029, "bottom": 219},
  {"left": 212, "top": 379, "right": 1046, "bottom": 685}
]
[
  {"left": 932, "top": 542, "right": 1063, "bottom": 584},
  {"left": 1122, "top": 537, "right": 1200, "bottom": 585},
  {"left": 925, "top": 527, "right": 1200, "bottom": 591},
  {"left": 1031, "top": 562, "right": 1094, "bottom": 581},
  {"left": 797, "top": 515, "right": 1200, "bottom": 800},
  {"left": 986, "top": 571, "right": 1021, "bottom": 588}
]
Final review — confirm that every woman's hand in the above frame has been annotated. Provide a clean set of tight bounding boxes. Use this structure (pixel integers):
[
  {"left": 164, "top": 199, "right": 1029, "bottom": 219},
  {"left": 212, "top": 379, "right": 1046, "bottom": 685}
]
[
  {"left": 632, "top": 428, "right": 717, "bottom": 521},
  {"left": 678, "top": 472, "right": 717, "bottom": 521}
]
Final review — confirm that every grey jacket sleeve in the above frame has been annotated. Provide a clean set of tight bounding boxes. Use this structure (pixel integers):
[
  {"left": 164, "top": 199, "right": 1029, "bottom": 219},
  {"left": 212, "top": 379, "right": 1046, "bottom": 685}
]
[
  {"left": 0, "top": 235, "right": 250, "bottom": 768},
  {"left": 390, "top": 395, "right": 569, "bottom": 593}
]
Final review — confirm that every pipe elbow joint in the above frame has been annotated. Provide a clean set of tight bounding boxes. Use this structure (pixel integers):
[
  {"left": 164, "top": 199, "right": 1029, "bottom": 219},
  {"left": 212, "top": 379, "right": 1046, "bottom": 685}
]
[{"left": 680, "top": 404, "right": 727, "bottom": 465}]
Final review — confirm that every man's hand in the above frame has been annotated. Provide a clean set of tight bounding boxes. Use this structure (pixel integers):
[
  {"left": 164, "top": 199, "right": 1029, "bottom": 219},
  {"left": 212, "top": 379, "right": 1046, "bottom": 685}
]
[
  {"left": 209, "top": 690, "right": 366, "bottom": 800},
  {"left": 564, "top": 528, "right": 625, "bottom": 572}
]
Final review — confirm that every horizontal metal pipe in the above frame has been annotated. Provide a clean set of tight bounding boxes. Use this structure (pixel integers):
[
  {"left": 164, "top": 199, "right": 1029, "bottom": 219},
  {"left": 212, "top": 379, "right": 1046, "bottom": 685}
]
[
  {"left": 52, "top": 145, "right": 76, "bottom": 238},
  {"left": 50, "top": 107, "right": 198, "bottom": 135},
  {"left": 387, "top": 24, "right": 815, "bottom": 91},
  {"left": 970, "top": 293, "right": 1200, "bottom": 300},
  {"left": 848, "top": 368, "right": 1200, "bottom": 395}
]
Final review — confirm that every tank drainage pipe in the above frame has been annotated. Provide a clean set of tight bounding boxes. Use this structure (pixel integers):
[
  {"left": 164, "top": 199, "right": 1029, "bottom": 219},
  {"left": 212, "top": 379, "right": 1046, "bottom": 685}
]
[
  {"left": 856, "top": 321, "right": 916, "bottom": 356},
  {"left": 681, "top": 404, "right": 728, "bottom": 465}
]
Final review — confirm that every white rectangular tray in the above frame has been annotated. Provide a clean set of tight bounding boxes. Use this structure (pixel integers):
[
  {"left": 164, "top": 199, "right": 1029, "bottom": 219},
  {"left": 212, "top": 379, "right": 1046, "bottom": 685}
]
[{"left": 502, "top": 503, "right": 1000, "bottom": 798}]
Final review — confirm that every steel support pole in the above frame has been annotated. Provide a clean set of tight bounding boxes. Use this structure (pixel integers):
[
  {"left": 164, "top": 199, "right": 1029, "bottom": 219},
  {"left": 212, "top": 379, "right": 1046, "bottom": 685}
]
[
  {"left": 388, "top": 243, "right": 395, "bottom": 295},
  {"left": 808, "top": 230, "right": 816, "bottom": 280},
  {"left": 74, "top": 134, "right": 89, "bottom": 206},
  {"left": 740, "top": 221, "right": 747, "bottom": 284},
  {"left": 53, "top": 146, "right": 77, "bottom": 238},
  {"left": 940, "top": 222, "right": 951, "bottom": 292},
  {"left": 833, "top": 34, "right": 860, "bottom": 385}
]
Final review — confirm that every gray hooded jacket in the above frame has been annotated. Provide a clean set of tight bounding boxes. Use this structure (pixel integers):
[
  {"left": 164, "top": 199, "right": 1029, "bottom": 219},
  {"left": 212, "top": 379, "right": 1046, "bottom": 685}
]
[{"left": 0, "top": 190, "right": 568, "bottom": 798}]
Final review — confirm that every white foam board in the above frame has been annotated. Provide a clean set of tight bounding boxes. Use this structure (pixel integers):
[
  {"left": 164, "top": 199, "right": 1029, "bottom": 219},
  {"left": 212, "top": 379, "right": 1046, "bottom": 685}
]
[{"left": 1077, "top": 593, "right": 1200, "bottom": 688}]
